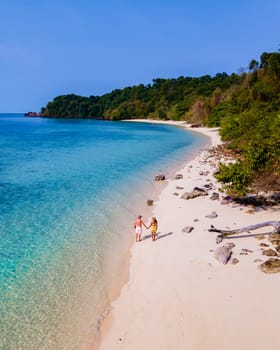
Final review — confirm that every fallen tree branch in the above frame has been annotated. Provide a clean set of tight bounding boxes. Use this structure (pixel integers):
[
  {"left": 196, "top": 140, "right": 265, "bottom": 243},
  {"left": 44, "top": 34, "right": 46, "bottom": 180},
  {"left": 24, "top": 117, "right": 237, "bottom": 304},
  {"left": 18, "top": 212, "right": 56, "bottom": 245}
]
[{"left": 209, "top": 221, "right": 280, "bottom": 244}]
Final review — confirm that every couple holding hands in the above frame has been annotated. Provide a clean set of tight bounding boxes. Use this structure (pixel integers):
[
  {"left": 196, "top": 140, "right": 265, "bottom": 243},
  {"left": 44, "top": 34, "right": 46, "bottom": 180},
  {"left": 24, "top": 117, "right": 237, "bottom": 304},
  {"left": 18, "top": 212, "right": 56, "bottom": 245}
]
[{"left": 134, "top": 215, "right": 158, "bottom": 242}]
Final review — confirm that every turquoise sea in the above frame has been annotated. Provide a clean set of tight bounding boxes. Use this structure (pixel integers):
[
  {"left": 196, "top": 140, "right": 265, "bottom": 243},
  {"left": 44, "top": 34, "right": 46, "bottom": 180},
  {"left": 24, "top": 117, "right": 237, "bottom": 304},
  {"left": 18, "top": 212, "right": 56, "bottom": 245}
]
[{"left": 0, "top": 114, "right": 208, "bottom": 349}]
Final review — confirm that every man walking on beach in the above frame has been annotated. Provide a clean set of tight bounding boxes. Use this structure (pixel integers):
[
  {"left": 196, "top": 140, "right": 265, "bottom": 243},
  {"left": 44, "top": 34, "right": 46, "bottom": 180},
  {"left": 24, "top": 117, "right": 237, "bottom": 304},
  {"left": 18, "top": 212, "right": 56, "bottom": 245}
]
[{"left": 134, "top": 215, "right": 147, "bottom": 242}]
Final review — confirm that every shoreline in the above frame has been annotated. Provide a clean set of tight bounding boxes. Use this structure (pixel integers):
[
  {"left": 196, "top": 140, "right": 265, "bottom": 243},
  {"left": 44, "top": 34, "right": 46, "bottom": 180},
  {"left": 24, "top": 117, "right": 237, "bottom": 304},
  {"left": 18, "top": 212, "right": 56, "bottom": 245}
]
[
  {"left": 90, "top": 120, "right": 209, "bottom": 350},
  {"left": 98, "top": 120, "right": 280, "bottom": 350}
]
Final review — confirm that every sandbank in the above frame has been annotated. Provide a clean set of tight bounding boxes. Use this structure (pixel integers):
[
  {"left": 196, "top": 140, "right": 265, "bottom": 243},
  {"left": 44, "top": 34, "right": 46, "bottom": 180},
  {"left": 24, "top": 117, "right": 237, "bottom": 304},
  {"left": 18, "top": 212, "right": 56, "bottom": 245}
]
[{"left": 98, "top": 120, "right": 280, "bottom": 350}]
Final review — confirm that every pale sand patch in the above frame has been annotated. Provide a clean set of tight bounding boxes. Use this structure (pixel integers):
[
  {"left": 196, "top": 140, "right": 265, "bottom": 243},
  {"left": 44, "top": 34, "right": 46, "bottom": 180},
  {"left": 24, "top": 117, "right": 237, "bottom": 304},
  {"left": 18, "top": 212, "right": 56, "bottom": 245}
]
[{"left": 98, "top": 120, "right": 280, "bottom": 350}]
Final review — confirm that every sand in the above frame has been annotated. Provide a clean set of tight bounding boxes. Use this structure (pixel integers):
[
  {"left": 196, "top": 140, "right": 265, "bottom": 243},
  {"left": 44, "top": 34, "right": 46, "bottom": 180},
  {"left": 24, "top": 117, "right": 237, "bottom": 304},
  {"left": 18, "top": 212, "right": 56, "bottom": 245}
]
[{"left": 98, "top": 120, "right": 280, "bottom": 350}]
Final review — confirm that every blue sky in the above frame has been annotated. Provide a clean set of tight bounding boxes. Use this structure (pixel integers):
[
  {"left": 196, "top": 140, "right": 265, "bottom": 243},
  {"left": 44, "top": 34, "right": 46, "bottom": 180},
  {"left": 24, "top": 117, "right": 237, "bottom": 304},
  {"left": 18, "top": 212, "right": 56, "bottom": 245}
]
[{"left": 0, "top": 0, "right": 279, "bottom": 112}]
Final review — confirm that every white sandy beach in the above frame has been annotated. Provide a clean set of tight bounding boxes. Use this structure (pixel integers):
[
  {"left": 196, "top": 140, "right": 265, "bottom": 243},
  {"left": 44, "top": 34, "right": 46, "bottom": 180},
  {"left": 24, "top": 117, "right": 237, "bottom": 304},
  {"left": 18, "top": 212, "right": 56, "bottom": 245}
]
[{"left": 98, "top": 120, "right": 280, "bottom": 350}]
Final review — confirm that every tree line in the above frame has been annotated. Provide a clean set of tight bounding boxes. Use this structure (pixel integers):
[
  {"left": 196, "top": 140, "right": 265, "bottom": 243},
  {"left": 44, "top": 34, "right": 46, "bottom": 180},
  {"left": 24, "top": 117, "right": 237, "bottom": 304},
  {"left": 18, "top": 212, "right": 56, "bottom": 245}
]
[{"left": 41, "top": 51, "right": 280, "bottom": 195}]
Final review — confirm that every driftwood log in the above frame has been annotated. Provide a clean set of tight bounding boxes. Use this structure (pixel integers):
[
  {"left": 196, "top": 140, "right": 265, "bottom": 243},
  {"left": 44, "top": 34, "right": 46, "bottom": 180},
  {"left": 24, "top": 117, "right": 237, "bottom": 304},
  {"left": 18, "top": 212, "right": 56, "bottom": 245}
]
[{"left": 209, "top": 221, "right": 280, "bottom": 244}]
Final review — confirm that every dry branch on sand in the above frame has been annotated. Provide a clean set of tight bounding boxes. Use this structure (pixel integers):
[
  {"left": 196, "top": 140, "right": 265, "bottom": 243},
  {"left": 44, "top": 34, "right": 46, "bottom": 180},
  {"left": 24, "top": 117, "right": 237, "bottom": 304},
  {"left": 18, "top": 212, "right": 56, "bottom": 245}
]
[{"left": 209, "top": 221, "right": 280, "bottom": 244}]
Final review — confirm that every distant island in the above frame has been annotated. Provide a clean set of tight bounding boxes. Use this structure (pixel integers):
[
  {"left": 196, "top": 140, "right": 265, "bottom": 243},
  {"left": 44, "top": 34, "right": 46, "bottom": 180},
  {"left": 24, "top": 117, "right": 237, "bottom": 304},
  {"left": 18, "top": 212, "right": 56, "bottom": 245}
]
[
  {"left": 38, "top": 50, "right": 280, "bottom": 196},
  {"left": 24, "top": 112, "right": 42, "bottom": 117}
]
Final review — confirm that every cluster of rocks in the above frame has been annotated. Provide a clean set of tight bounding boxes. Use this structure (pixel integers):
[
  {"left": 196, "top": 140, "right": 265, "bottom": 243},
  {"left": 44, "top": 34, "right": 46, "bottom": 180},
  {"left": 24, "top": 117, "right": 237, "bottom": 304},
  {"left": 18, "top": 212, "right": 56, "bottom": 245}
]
[
  {"left": 212, "top": 240, "right": 280, "bottom": 273},
  {"left": 212, "top": 230, "right": 280, "bottom": 273},
  {"left": 258, "top": 232, "right": 280, "bottom": 273},
  {"left": 208, "top": 144, "right": 237, "bottom": 161},
  {"left": 153, "top": 147, "right": 280, "bottom": 274},
  {"left": 209, "top": 221, "right": 280, "bottom": 273}
]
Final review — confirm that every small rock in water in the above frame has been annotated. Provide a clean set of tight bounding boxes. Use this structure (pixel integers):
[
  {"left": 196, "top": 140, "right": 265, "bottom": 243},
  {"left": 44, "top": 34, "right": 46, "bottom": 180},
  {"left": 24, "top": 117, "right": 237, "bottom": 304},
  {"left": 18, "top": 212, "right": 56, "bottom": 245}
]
[{"left": 154, "top": 174, "right": 165, "bottom": 181}]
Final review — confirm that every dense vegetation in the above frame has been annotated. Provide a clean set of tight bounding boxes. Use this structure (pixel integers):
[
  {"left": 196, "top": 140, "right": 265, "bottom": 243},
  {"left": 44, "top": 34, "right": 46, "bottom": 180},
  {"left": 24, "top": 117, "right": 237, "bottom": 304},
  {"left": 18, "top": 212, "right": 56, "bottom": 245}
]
[
  {"left": 41, "top": 51, "right": 280, "bottom": 195},
  {"left": 41, "top": 73, "right": 244, "bottom": 121}
]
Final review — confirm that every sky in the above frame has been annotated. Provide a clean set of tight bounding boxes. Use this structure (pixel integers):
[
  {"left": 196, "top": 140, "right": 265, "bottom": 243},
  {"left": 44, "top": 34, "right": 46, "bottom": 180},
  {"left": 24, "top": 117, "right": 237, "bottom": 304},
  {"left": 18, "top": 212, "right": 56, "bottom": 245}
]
[{"left": 0, "top": 0, "right": 279, "bottom": 113}]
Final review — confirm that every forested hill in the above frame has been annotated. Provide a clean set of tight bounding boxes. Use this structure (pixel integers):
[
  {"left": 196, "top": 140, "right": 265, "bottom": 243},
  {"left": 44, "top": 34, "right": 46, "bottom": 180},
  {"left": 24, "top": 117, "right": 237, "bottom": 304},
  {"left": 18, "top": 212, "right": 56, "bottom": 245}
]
[
  {"left": 41, "top": 51, "right": 279, "bottom": 125},
  {"left": 41, "top": 72, "right": 243, "bottom": 121},
  {"left": 41, "top": 51, "right": 280, "bottom": 195}
]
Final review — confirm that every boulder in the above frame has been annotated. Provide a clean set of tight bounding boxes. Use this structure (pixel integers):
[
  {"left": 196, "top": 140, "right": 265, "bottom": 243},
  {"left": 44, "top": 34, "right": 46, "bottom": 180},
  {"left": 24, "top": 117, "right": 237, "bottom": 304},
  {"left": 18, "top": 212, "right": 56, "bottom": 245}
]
[
  {"left": 199, "top": 171, "right": 209, "bottom": 176},
  {"left": 181, "top": 187, "right": 208, "bottom": 200},
  {"left": 262, "top": 249, "right": 278, "bottom": 257},
  {"left": 269, "top": 233, "right": 280, "bottom": 244},
  {"left": 203, "top": 183, "right": 213, "bottom": 190},
  {"left": 154, "top": 174, "right": 165, "bottom": 181},
  {"left": 259, "top": 243, "right": 269, "bottom": 247},
  {"left": 210, "top": 192, "right": 220, "bottom": 200},
  {"left": 190, "top": 123, "right": 202, "bottom": 128},
  {"left": 182, "top": 226, "right": 194, "bottom": 233},
  {"left": 205, "top": 211, "right": 218, "bottom": 219},
  {"left": 214, "top": 243, "right": 235, "bottom": 264},
  {"left": 271, "top": 239, "right": 280, "bottom": 246},
  {"left": 221, "top": 196, "right": 233, "bottom": 205},
  {"left": 258, "top": 258, "right": 280, "bottom": 274}
]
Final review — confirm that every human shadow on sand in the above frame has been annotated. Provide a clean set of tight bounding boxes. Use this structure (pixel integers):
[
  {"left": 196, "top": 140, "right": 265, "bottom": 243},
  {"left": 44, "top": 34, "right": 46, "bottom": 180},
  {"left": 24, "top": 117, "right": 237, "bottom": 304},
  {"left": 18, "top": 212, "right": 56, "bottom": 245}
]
[{"left": 142, "top": 232, "right": 174, "bottom": 241}]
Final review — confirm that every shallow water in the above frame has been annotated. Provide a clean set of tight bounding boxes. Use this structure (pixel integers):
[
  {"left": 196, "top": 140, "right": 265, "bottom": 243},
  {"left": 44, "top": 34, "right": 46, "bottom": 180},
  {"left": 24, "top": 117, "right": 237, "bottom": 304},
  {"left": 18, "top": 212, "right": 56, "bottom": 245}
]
[{"left": 0, "top": 114, "right": 208, "bottom": 349}]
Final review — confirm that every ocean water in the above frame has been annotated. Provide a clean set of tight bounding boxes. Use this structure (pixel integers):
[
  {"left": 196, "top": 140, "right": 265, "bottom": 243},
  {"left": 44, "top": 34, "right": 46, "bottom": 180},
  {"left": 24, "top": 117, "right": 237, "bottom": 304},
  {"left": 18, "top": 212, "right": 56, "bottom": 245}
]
[{"left": 0, "top": 114, "right": 208, "bottom": 349}]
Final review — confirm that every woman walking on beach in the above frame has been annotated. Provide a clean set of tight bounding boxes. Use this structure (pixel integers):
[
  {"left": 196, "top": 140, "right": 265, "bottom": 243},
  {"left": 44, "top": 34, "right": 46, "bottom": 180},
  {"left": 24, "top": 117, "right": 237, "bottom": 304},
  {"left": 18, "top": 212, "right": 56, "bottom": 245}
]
[
  {"left": 147, "top": 217, "right": 158, "bottom": 241},
  {"left": 134, "top": 215, "right": 147, "bottom": 242}
]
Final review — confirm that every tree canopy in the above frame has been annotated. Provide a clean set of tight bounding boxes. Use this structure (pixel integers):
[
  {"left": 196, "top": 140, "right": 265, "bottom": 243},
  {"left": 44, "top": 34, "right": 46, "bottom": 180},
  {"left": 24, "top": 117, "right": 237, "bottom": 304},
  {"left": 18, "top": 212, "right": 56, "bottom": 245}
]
[{"left": 41, "top": 51, "right": 280, "bottom": 195}]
